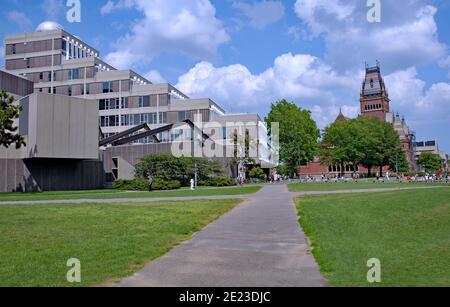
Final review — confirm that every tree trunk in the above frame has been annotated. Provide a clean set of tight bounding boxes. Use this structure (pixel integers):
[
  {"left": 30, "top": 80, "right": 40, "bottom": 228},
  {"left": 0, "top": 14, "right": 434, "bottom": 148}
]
[
  {"left": 380, "top": 165, "right": 383, "bottom": 177},
  {"left": 368, "top": 166, "right": 372, "bottom": 178}
]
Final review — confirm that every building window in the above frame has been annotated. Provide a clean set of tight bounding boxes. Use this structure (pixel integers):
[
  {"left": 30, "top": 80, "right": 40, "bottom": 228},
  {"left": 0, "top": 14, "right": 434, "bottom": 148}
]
[
  {"left": 39, "top": 72, "right": 43, "bottom": 80},
  {"left": 159, "top": 112, "right": 167, "bottom": 124},
  {"left": 62, "top": 40, "right": 66, "bottom": 51},
  {"left": 138, "top": 96, "right": 150, "bottom": 108},
  {"left": 68, "top": 86, "right": 72, "bottom": 96},
  {"left": 70, "top": 69, "right": 79, "bottom": 80},
  {"left": 121, "top": 97, "right": 129, "bottom": 109},
  {"left": 102, "top": 82, "right": 112, "bottom": 93},
  {"left": 178, "top": 111, "right": 189, "bottom": 121},
  {"left": 12, "top": 44, "right": 16, "bottom": 54},
  {"left": 26, "top": 58, "right": 30, "bottom": 68}
]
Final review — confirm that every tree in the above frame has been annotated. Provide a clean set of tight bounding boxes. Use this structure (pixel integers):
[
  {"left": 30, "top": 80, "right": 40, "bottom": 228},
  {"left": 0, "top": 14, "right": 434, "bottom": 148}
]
[
  {"left": 417, "top": 152, "right": 442, "bottom": 173},
  {"left": 0, "top": 91, "right": 25, "bottom": 149},
  {"left": 320, "top": 116, "right": 408, "bottom": 177},
  {"left": 249, "top": 167, "right": 266, "bottom": 180},
  {"left": 377, "top": 121, "right": 409, "bottom": 175},
  {"left": 265, "top": 100, "right": 319, "bottom": 176},
  {"left": 229, "top": 130, "right": 256, "bottom": 179},
  {"left": 320, "top": 119, "right": 367, "bottom": 177}
]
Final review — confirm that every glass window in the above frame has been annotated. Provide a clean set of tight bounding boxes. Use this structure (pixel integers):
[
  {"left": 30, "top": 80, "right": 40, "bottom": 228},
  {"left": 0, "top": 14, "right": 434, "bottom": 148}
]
[
  {"left": 68, "top": 86, "right": 72, "bottom": 96},
  {"left": 159, "top": 112, "right": 167, "bottom": 124},
  {"left": 12, "top": 44, "right": 16, "bottom": 54},
  {"left": 39, "top": 72, "right": 43, "bottom": 80},
  {"left": 121, "top": 97, "right": 129, "bottom": 109},
  {"left": 62, "top": 40, "right": 66, "bottom": 51},
  {"left": 102, "top": 82, "right": 112, "bottom": 93},
  {"left": 138, "top": 96, "right": 150, "bottom": 108},
  {"left": 71, "top": 69, "right": 79, "bottom": 80}
]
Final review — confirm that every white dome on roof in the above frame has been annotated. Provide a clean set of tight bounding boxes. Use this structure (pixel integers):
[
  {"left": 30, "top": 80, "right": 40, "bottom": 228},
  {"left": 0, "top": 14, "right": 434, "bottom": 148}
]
[{"left": 36, "top": 21, "right": 64, "bottom": 32}]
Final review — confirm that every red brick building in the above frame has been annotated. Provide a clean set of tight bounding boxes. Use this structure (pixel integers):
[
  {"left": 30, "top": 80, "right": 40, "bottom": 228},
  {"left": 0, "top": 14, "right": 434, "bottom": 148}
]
[{"left": 299, "top": 64, "right": 417, "bottom": 177}]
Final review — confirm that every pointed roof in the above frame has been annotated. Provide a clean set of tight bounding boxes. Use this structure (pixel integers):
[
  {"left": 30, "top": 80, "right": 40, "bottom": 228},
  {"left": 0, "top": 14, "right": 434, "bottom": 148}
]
[{"left": 335, "top": 108, "right": 349, "bottom": 122}]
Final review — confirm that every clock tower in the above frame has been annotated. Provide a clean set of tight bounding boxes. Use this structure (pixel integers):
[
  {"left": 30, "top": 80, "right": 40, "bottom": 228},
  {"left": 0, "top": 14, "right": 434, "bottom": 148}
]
[{"left": 360, "top": 63, "right": 390, "bottom": 122}]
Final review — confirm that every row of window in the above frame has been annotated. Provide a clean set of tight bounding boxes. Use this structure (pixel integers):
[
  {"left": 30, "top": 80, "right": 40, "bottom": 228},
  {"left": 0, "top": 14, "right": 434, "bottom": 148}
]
[
  {"left": 100, "top": 113, "right": 168, "bottom": 127},
  {"left": 99, "top": 98, "right": 129, "bottom": 110},
  {"left": 328, "top": 165, "right": 360, "bottom": 173},
  {"left": 364, "top": 103, "right": 383, "bottom": 111}
]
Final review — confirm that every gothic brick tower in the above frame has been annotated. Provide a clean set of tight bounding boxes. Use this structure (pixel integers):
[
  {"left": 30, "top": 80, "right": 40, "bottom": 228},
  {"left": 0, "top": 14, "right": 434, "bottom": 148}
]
[{"left": 360, "top": 63, "right": 390, "bottom": 122}]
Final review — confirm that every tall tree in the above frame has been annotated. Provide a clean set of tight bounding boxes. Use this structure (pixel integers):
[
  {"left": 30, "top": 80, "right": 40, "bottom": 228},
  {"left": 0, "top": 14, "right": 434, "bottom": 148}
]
[
  {"left": 417, "top": 152, "right": 443, "bottom": 173},
  {"left": 377, "top": 121, "right": 409, "bottom": 175},
  {"left": 320, "top": 119, "right": 367, "bottom": 177},
  {"left": 265, "top": 100, "right": 319, "bottom": 176},
  {"left": 0, "top": 91, "right": 25, "bottom": 149}
]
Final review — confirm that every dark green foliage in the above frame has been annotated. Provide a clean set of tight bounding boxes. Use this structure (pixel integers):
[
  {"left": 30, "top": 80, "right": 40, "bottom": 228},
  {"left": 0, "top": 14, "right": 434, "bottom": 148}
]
[
  {"left": 198, "top": 177, "right": 237, "bottom": 187},
  {"left": 151, "top": 178, "right": 181, "bottom": 190},
  {"left": 0, "top": 91, "right": 26, "bottom": 149},
  {"left": 417, "top": 152, "right": 443, "bottom": 172},
  {"left": 321, "top": 116, "right": 409, "bottom": 176},
  {"left": 134, "top": 154, "right": 225, "bottom": 186},
  {"left": 249, "top": 167, "right": 267, "bottom": 180},
  {"left": 113, "top": 179, "right": 149, "bottom": 191},
  {"left": 265, "top": 99, "right": 320, "bottom": 176}
]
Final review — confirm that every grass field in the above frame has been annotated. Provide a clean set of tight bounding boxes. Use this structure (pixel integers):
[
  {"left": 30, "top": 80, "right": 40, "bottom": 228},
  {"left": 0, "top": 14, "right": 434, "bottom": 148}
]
[
  {"left": 289, "top": 181, "right": 449, "bottom": 192},
  {"left": 0, "top": 199, "right": 240, "bottom": 287},
  {"left": 296, "top": 188, "right": 450, "bottom": 286},
  {"left": 0, "top": 186, "right": 261, "bottom": 202}
]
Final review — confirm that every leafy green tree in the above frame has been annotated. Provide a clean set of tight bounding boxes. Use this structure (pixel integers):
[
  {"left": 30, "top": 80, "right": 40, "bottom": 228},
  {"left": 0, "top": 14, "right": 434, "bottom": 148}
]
[
  {"left": 377, "top": 121, "right": 409, "bottom": 175},
  {"left": 0, "top": 91, "right": 25, "bottom": 149},
  {"left": 417, "top": 152, "right": 443, "bottom": 172},
  {"left": 265, "top": 100, "right": 319, "bottom": 176},
  {"left": 320, "top": 119, "right": 367, "bottom": 176}
]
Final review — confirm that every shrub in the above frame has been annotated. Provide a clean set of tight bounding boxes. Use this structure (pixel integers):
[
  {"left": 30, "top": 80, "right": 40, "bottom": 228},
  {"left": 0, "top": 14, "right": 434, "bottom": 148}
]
[
  {"left": 198, "top": 177, "right": 236, "bottom": 187},
  {"left": 151, "top": 178, "right": 181, "bottom": 191},
  {"left": 249, "top": 167, "right": 267, "bottom": 180},
  {"left": 114, "top": 179, "right": 149, "bottom": 191},
  {"left": 134, "top": 154, "right": 225, "bottom": 186}
]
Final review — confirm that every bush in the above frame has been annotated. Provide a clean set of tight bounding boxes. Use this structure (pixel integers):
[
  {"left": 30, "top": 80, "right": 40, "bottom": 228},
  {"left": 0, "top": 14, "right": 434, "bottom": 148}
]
[
  {"left": 198, "top": 177, "right": 236, "bottom": 187},
  {"left": 249, "top": 167, "right": 267, "bottom": 180},
  {"left": 151, "top": 178, "right": 181, "bottom": 191},
  {"left": 134, "top": 154, "right": 225, "bottom": 186},
  {"left": 114, "top": 179, "right": 149, "bottom": 191}
]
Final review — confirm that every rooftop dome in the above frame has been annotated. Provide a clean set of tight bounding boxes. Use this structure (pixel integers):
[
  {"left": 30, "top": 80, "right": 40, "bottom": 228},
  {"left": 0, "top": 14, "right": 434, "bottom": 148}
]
[{"left": 36, "top": 21, "right": 64, "bottom": 32}]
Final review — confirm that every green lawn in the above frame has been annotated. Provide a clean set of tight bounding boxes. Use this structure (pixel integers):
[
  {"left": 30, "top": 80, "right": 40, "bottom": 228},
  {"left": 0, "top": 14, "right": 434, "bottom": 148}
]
[
  {"left": 296, "top": 188, "right": 450, "bottom": 286},
  {"left": 0, "top": 186, "right": 261, "bottom": 202},
  {"left": 0, "top": 199, "right": 240, "bottom": 287},
  {"left": 289, "top": 181, "right": 449, "bottom": 192}
]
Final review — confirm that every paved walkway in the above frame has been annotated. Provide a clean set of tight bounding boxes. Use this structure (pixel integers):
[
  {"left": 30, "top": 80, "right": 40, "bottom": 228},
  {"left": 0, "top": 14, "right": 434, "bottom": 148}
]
[{"left": 116, "top": 184, "right": 328, "bottom": 287}]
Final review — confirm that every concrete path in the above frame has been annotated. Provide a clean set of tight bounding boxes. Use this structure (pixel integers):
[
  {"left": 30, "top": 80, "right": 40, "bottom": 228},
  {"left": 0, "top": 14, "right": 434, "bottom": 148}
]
[{"left": 116, "top": 184, "right": 328, "bottom": 287}]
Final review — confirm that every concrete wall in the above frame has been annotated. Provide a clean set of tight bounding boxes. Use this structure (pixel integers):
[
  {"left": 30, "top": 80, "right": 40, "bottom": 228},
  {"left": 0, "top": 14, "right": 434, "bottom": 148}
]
[
  {"left": 0, "top": 158, "right": 105, "bottom": 192},
  {"left": 18, "top": 93, "right": 99, "bottom": 159}
]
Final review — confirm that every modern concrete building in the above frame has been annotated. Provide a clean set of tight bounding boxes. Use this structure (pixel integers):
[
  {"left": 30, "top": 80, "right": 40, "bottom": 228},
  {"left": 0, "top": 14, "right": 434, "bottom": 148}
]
[
  {"left": 414, "top": 140, "right": 448, "bottom": 172},
  {"left": 0, "top": 21, "right": 277, "bottom": 191}
]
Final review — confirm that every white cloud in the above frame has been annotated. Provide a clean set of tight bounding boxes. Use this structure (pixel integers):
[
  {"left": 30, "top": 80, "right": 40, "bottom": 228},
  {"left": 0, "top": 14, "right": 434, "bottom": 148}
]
[
  {"left": 294, "top": 0, "right": 446, "bottom": 72},
  {"left": 384, "top": 67, "right": 450, "bottom": 122},
  {"left": 7, "top": 11, "right": 32, "bottom": 29},
  {"left": 232, "top": 0, "right": 285, "bottom": 30},
  {"left": 144, "top": 70, "right": 166, "bottom": 84},
  {"left": 176, "top": 52, "right": 360, "bottom": 125},
  {"left": 100, "top": 0, "right": 135, "bottom": 15},
  {"left": 103, "top": 0, "right": 230, "bottom": 69}
]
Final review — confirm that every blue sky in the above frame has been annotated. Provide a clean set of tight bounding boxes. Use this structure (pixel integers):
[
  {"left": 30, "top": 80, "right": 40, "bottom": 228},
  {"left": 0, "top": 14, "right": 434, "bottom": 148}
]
[{"left": 1, "top": 0, "right": 449, "bottom": 152}]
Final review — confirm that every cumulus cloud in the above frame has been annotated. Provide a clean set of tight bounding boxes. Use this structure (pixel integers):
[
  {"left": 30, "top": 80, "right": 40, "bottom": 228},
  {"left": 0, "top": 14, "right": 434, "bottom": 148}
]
[
  {"left": 294, "top": 0, "right": 446, "bottom": 72},
  {"left": 144, "top": 70, "right": 166, "bottom": 84},
  {"left": 176, "top": 53, "right": 361, "bottom": 126},
  {"left": 232, "top": 0, "right": 285, "bottom": 30},
  {"left": 103, "top": 0, "right": 230, "bottom": 69}
]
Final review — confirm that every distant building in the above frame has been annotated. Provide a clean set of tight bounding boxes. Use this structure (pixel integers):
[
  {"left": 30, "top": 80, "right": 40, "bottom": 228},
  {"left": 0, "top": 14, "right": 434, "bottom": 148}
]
[
  {"left": 300, "top": 63, "right": 417, "bottom": 177},
  {"left": 414, "top": 140, "right": 448, "bottom": 172}
]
